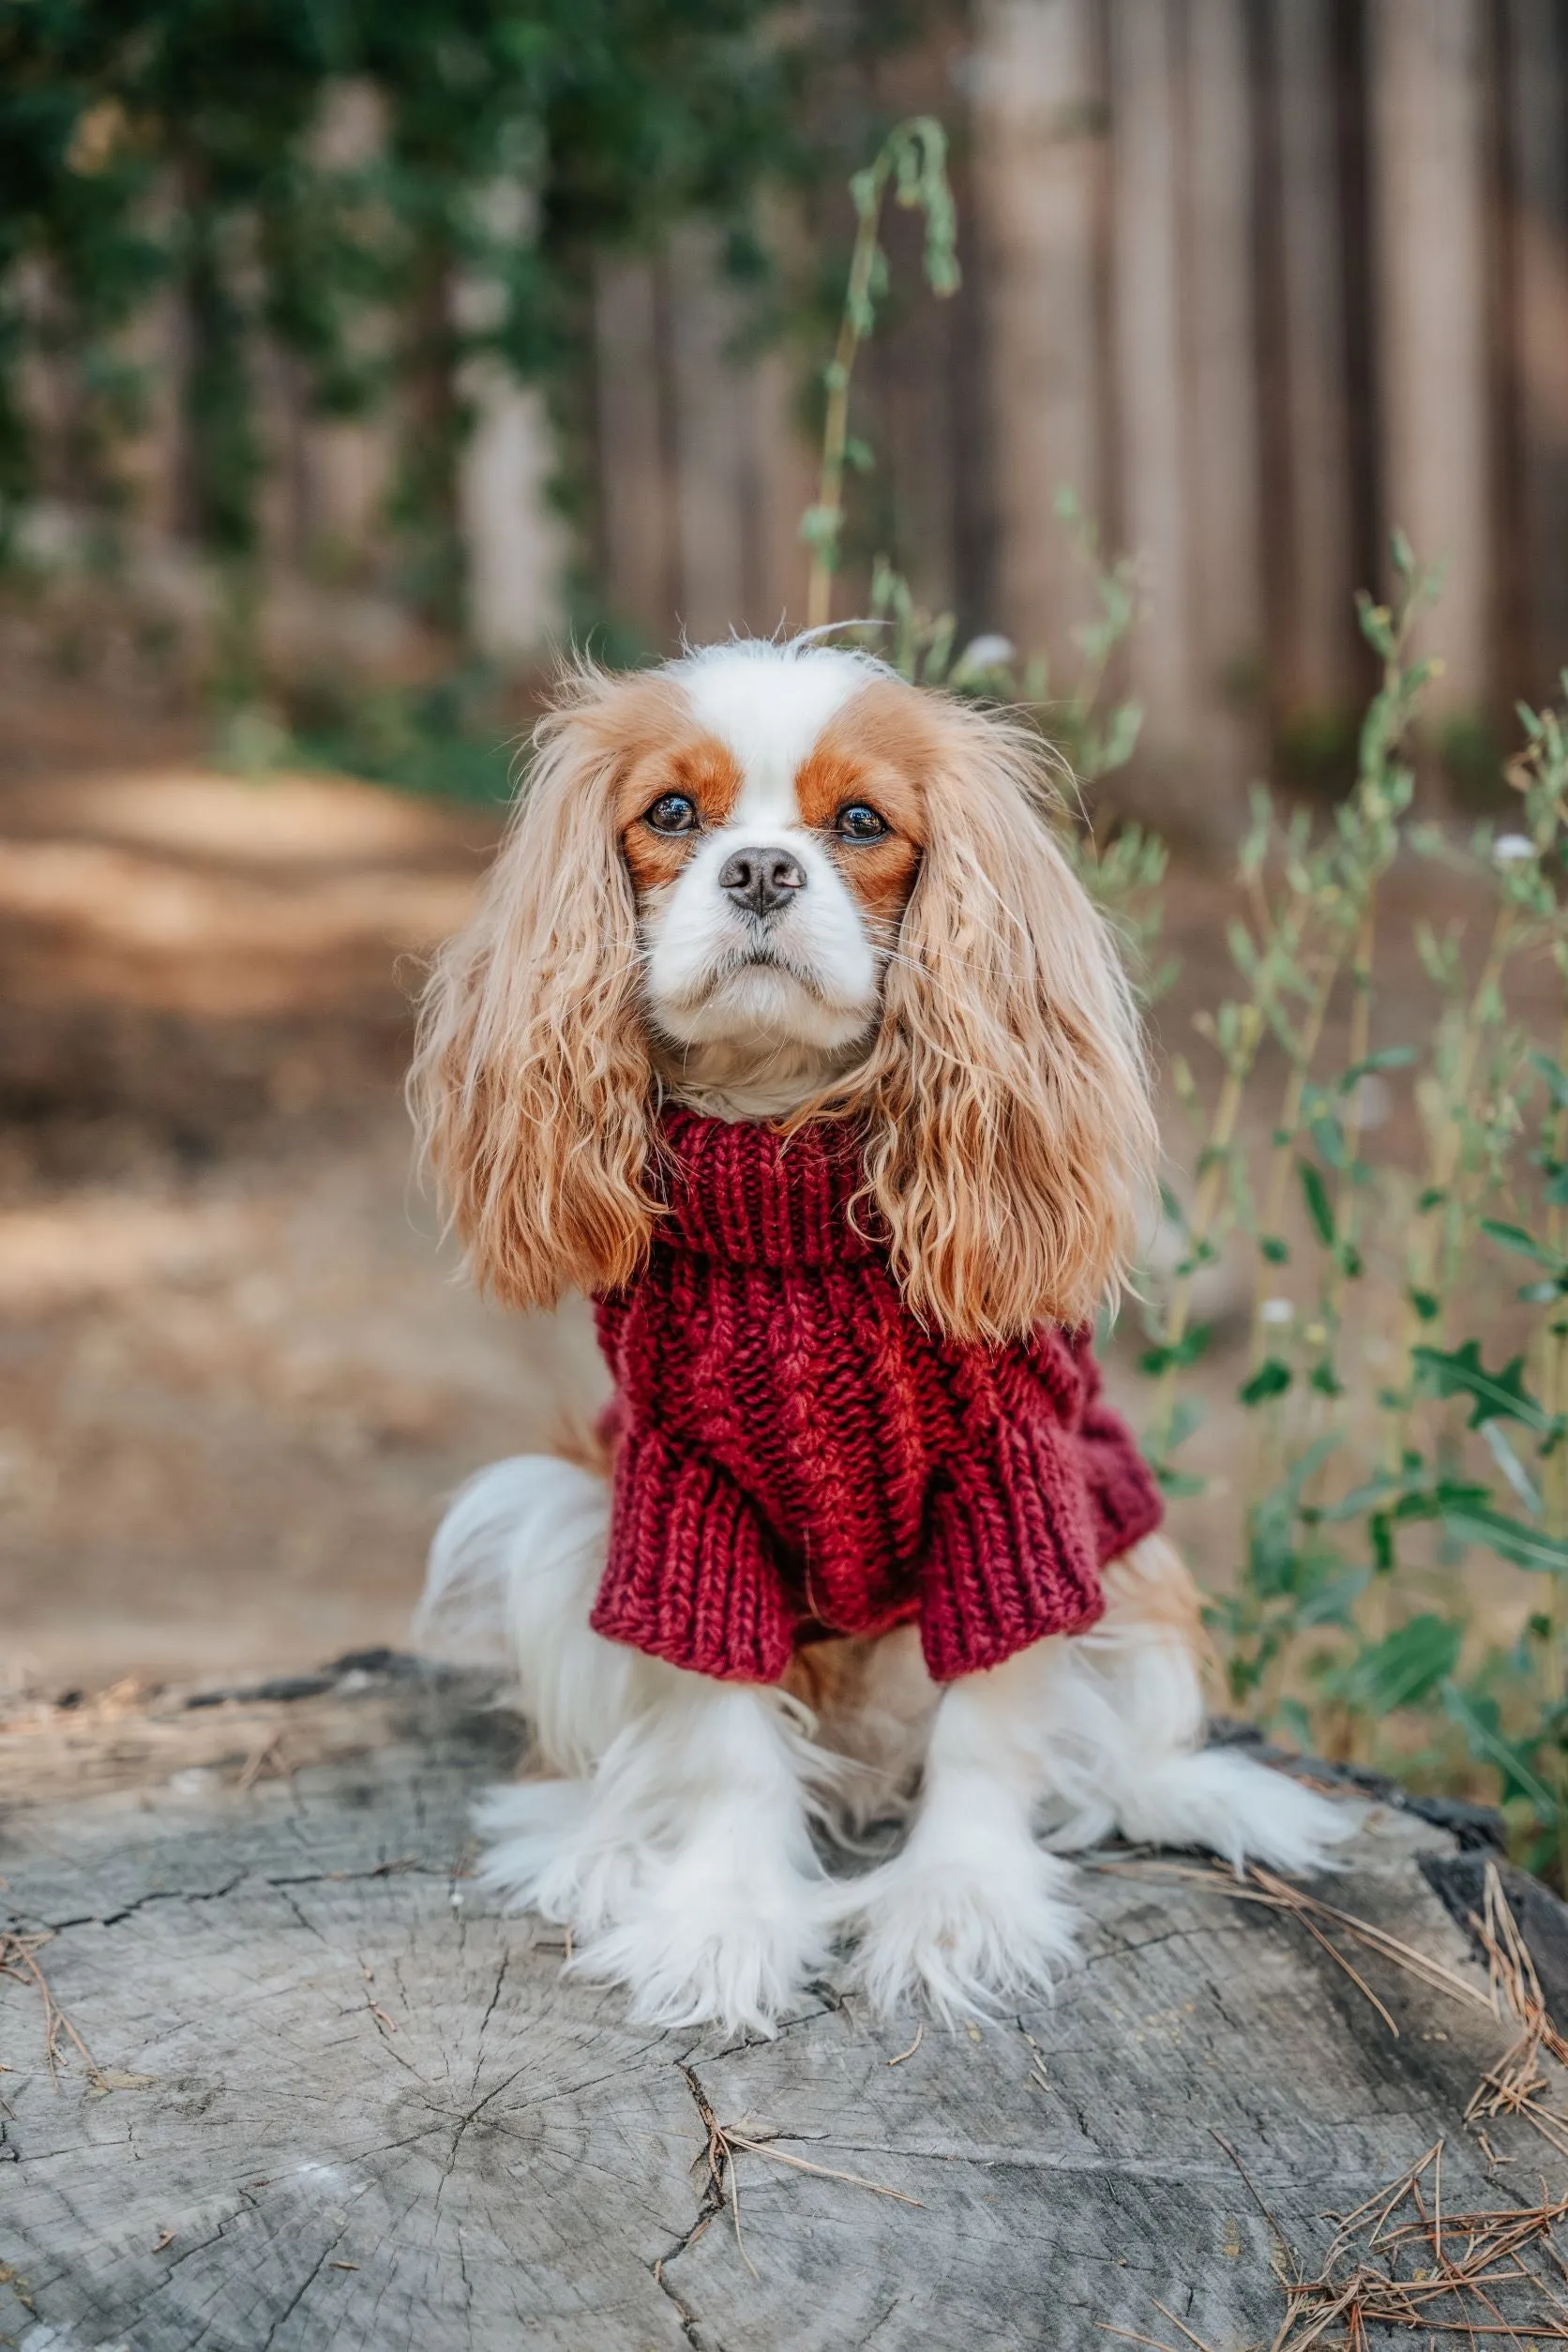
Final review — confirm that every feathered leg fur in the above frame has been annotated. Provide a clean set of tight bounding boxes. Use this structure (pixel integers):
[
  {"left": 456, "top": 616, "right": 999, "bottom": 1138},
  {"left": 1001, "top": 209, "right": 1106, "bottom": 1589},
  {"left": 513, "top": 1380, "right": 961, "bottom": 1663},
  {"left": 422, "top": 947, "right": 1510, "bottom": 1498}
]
[
  {"left": 837, "top": 1537, "right": 1352, "bottom": 2018},
  {"left": 419, "top": 1456, "right": 838, "bottom": 2034}
]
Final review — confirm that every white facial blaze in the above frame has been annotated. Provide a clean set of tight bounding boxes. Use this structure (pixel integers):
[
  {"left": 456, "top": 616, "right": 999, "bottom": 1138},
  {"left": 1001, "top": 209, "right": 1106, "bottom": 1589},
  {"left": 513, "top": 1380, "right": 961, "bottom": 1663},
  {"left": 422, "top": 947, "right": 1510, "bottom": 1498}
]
[{"left": 641, "top": 642, "right": 888, "bottom": 1055}]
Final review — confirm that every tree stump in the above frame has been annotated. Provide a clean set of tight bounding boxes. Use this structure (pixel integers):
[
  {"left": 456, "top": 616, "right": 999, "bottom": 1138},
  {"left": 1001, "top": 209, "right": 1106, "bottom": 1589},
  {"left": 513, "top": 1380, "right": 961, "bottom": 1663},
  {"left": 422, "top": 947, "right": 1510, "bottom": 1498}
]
[{"left": 4, "top": 1658, "right": 1566, "bottom": 2350}]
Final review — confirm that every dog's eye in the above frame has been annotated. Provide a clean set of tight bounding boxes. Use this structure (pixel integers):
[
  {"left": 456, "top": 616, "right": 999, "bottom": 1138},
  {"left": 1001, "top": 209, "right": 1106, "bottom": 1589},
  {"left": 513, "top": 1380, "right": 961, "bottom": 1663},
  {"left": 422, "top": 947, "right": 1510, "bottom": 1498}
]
[
  {"left": 643, "top": 793, "right": 699, "bottom": 836},
  {"left": 836, "top": 802, "right": 887, "bottom": 841}
]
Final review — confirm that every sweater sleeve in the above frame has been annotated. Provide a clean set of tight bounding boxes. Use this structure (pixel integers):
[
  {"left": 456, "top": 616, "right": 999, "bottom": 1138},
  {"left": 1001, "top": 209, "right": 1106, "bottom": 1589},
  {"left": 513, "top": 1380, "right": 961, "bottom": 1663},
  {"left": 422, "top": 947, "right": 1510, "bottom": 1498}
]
[
  {"left": 589, "top": 1416, "right": 797, "bottom": 1684},
  {"left": 1071, "top": 1336, "right": 1165, "bottom": 1565},
  {"left": 919, "top": 1408, "right": 1107, "bottom": 1681}
]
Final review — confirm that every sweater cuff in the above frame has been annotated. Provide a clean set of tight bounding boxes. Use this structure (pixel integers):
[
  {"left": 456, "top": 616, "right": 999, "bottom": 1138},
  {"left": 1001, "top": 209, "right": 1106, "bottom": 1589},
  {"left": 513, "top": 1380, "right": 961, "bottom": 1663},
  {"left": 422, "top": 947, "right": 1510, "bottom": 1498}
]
[
  {"left": 1078, "top": 1401, "right": 1165, "bottom": 1563},
  {"left": 591, "top": 1420, "right": 795, "bottom": 1682}
]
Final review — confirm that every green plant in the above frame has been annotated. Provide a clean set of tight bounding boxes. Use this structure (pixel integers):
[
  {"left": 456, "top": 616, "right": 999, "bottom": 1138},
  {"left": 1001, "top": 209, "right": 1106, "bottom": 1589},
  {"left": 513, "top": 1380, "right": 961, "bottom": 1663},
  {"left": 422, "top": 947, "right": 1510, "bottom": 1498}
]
[
  {"left": 1139, "top": 561, "right": 1568, "bottom": 1881},
  {"left": 801, "top": 113, "right": 957, "bottom": 631},
  {"left": 808, "top": 123, "right": 1568, "bottom": 1881}
]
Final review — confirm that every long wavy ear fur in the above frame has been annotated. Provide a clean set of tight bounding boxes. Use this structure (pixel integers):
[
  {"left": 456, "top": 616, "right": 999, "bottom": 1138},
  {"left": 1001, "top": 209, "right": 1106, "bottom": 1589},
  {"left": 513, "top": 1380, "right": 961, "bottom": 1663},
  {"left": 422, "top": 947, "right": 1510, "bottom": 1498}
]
[
  {"left": 854, "top": 694, "right": 1156, "bottom": 1346},
  {"left": 409, "top": 664, "right": 677, "bottom": 1307}
]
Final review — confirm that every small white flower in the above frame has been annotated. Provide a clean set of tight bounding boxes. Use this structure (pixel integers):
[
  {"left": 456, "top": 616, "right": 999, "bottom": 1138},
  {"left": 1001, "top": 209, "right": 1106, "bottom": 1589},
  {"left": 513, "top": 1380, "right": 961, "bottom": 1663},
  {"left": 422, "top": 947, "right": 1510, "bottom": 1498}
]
[
  {"left": 1495, "top": 834, "right": 1535, "bottom": 863},
  {"left": 1260, "top": 1297, "right": 1293, "bottom": 1325},
  {"left": 957, "top": 633, "right": 1015, "bottom": 671}
]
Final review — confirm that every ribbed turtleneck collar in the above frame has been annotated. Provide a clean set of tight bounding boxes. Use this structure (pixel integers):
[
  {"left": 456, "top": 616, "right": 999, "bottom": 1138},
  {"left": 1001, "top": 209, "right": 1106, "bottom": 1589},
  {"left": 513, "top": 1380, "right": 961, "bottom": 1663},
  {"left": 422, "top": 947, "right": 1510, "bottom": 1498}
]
[{"left": 656, "top": 1108, "right": 884, "bottom": 1267}]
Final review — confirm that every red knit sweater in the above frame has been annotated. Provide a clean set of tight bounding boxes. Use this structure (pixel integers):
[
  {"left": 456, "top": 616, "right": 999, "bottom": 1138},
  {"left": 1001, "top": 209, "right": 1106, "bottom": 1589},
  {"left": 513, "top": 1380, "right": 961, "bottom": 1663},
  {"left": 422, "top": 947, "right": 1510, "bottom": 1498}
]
[{"left": 588, "top": 1110, "right": 1163, "bottom": 1684}]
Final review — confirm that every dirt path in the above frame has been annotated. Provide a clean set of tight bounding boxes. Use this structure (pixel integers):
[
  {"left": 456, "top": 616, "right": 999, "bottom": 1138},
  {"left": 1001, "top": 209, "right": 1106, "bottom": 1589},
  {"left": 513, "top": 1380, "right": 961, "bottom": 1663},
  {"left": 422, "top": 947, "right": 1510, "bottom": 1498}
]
[{"left": 0, "top": 684, "right": 603, "bottom": 1694}]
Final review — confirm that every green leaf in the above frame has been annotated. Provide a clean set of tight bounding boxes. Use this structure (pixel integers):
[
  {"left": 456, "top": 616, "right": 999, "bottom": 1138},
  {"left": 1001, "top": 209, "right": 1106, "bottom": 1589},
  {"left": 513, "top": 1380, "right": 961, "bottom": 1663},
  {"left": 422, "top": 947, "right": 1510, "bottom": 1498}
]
[
  {"left": 1259, "top": 1235, "right": 1289, "bottom": 1265},
  {"left": 1286, "top": 1435, "right": 1342, "bottom": 1500},
  {"left": 1239, "top": 1360, "right": 1291, "bottom": 1407},
  {"left": 1481, "top": 1218, "right": 1565, "bottom": 1272},
  {"left": 1139, "top": 1324, "right": 1213, "bottom": 1376},
  {"left": 1357, "top": 595, "right": 1396, "bottom": 658},
  {"left": 1295, "top": 1566, "right": 1370, "bottom": 1631},
  {"left": 1411, "top": 1339, "right": 1550, "bottom": 1434},
  {"left": 1274, "top": 1696, "right": 1315, "bottom": 1754},
  {"left": 1246, "top": 1508, "right": 1298, "bottom": 1600},
  {"left": 1530, "top": 1050, "right": 1568, "bottom": 1108},
  {"left": 1393, "top": 1478, "right": 1490, "bottom": 1526},
  {"left": 1334, "top": 1614, "right": 1461, "bottom": 1712},
  {"left": 1157, "top": 1179, "right": 1189, "bottom": 1229},
  {"left": 1408, "top": 1289, "right": 1440, "bottom": 1323},
  {"left": 1319, "top": 1472, "right": 1401, "bottom": 1524},
  {"left": 1338, "top": 1048, "right": 1417, "bottom": 1092},
  {"left": 1441, "top": 1685, "right": 1559, "bottom": 1819},
  {"left": 1300, "top": 1162, "right": 1336, "bottom": 1247},
  {"left": 1309, "top": 1358, "right": 1344, "bottom": 1397},
  {"left": 1481, "top": 1419, "right": 1543, "bottom": 1515},
  {"left": 1226, "top": 919, "right": 1257, "bottom": 977},
  {"left": 1153, "top": 1468, "right": 1207, "bottom": 1499},
  {"left": 1174, "top": 1238, "right": 1220, "bottom": 1275},
  {"left": 1165, "top": 1396, "right": 1205, "bottom": 1454},
  {"left": 1309, "top": 1115, "right": 1349, "bottom": 1171},
  {"left": 798, "top": 503, "right": 842, "bottom": 554},
  {"left": 1440, "top": 1500, "right": 1568, "bottom": 1573}
]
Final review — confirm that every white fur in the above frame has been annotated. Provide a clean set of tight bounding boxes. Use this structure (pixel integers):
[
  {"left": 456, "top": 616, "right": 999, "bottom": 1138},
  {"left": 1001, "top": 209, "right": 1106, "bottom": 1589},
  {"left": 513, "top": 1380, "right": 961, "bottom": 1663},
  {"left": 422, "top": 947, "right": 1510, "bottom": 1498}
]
[
  {"left": 836, "top": 1651, "right": 1083, "bottom": 2020},
  {"left": 420, "top": 1455, "right": 838, "bottom": 2033},
  {"left": 1028, "top": 1560, "right": 1350, "bottom": 1875},
  {"left": 416, "top": 1455, "right": 629, "bottom": 1777},
  {"left": 546, "top": 1682, "right": 837, "bottom": 2033},
  {"left": 836, "top": 1565, "right": 1352, "bottom": 2020},
  {"left": 641, "top": 643, "right": 890, "bottom": 1093},
  {"left": 672, "top": 640, "right": 882, "bottom": 794}
]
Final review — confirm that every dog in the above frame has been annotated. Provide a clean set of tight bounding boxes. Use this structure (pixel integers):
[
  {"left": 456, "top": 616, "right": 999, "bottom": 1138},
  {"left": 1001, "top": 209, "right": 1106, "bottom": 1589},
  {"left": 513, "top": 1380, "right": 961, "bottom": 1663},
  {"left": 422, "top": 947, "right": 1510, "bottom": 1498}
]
[{"left": 411, "top": 638, "right": 1347, "bottom": 2034}]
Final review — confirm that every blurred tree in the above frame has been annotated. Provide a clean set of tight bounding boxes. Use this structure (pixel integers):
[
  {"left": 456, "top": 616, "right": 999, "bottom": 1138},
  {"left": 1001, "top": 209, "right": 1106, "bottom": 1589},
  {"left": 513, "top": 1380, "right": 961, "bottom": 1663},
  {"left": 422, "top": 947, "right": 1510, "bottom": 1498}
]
[{"left": 0, "top": 0, "right": 910, "bottom": 632}]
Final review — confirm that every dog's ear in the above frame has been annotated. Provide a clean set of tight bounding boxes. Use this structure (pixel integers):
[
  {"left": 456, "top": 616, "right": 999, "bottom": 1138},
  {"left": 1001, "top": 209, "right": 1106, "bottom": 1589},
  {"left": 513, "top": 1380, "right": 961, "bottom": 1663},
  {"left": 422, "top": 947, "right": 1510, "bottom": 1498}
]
[
  {"left": 410, "top": 666, "right": 675, "bottom": 1308},
  {"left": 859, "top": 698, "right": 1155, "bottom": 1345}
]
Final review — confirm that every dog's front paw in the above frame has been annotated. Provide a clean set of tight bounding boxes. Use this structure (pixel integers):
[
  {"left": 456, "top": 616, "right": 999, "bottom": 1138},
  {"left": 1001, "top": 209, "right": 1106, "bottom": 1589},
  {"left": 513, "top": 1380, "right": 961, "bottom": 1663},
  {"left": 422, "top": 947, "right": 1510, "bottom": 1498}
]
[
  {"left": 472, "top": 1779, "right": 645, "bottom": 1934},
  {"left": 567, "top": 1857, "right": 832, "bottom": 2037},
  {"left": 840, "top": 1835, "right": 1079, "bottom": 2022}
]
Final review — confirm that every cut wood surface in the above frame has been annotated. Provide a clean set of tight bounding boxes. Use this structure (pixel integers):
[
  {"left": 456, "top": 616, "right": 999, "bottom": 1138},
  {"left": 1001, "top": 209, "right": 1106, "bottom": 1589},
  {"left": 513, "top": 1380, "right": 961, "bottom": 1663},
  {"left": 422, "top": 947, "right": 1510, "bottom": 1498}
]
[{"left": 5, "top": 1658, "right": 1568, "bottom": 2351}]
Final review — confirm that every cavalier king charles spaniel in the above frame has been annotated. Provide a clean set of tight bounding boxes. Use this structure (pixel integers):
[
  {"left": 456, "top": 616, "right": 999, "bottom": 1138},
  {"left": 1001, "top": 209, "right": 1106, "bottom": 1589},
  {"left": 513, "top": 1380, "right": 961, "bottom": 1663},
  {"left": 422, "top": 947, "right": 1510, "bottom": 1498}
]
[{"left": 412, "top": 639, "right": 1347, "bottom": 2033}]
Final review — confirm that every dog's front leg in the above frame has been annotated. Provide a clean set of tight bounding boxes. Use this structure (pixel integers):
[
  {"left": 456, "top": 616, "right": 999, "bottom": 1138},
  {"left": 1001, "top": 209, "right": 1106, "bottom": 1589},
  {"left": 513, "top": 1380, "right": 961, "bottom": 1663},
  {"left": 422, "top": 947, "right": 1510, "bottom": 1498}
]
[
  {"left": 562, "top": 1670, "right": 838, "bottom": 2037},
  {"left": 836, "top": 1646, "right": 1081, "bottom": 2021}
]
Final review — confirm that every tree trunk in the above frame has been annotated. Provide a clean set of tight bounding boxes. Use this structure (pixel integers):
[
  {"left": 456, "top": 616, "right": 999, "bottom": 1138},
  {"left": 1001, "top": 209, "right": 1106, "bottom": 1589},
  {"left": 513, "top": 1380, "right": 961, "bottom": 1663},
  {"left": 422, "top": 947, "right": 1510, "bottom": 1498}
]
[{"left": 6, "top": 1659, "right": 1567, "bottom": 2350}]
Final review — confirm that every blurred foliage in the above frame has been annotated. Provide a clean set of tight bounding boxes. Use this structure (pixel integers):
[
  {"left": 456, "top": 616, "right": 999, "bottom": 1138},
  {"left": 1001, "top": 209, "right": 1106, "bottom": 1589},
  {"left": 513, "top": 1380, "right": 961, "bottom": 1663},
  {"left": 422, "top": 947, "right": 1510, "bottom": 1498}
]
[
  {"left": 0, "top": 0, "right": 920, "bottom": 629},
  {"left": 821, "top": 120, "right": 1568, "bottom": 1883},
  {"left": 284, "top": 667, "right": 519, "bottom": 801}
]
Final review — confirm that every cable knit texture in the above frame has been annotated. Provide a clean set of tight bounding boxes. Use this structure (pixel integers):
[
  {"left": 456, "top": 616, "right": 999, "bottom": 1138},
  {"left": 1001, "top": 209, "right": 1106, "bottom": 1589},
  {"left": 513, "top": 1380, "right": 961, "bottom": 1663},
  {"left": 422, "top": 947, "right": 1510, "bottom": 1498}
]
[{"left": 589, "top": 1110, "right": 1164, "bottom": 1683}]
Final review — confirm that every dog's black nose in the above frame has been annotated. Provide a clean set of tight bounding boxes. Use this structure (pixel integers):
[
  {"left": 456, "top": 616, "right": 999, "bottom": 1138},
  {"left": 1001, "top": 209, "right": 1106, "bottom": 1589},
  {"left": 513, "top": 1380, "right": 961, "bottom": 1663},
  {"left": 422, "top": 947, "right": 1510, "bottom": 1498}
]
[{"left": 718, "top": 847, "right": 806, "bottom": 917}]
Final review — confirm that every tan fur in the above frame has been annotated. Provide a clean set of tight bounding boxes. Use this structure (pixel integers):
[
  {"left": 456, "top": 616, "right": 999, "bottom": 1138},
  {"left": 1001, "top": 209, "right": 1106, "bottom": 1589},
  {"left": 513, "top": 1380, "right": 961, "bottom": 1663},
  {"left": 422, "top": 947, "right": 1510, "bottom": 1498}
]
[
  {"left": 810, "top": 681, "right": 1157, "bottom": 1343},
  {"left": 616, "top": 733, "right": 744, "bottom": 896},
  {"left": 408, "top": 663, "right": 679, "bottom": 1306},
  {"left": 782, "top": 1625, "right": 939, "bottom": 1820},
  {"left": 793, "top": 718, "right": 925, "bottom": 924},
  {"left": 1103, "top": 1533, "right": 1213, "bottom": 1670},
  {"left": 544, "top": 1412, "right": 618, "bottom": 1484}
]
